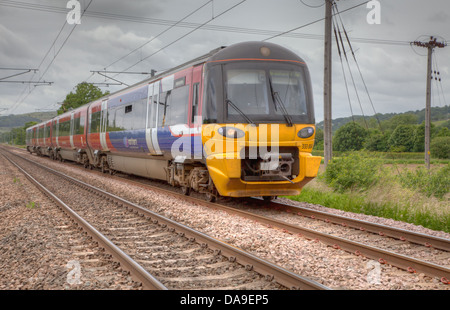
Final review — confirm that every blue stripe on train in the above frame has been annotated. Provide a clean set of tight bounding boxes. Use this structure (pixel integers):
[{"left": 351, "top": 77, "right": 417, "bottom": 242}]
[
  {"left": 158, "top": 127, "right": 203, "bottom": 159},
  {"left": 108, "top": 130, "right": 149, "bottom": 153},
  {"left": 107, "top": 127, "right": 203, "bottom": 159}
]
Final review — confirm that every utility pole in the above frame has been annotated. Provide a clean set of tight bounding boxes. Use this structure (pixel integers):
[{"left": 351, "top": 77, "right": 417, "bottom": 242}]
[
  {"left": 411, "top": 36, "right": 446, "bottom": 169},
  {"left": 323, "top": 0, "right": 333, "bottom": 167}
]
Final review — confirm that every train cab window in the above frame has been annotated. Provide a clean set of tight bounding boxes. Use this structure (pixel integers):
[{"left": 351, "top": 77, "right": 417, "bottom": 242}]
[{"left": 202, "top": 66, "right": 220, "bottom": 124}]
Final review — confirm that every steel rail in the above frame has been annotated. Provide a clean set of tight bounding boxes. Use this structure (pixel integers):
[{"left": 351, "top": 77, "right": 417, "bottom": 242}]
[
  {"left": 3, "top": 148, "right": 330, "bottom": 290},
  {"left": 2, "top": 151, "right": 168, "bottom": 290},
  {"left": 52, "top": 158, "right": 449, "bottom": 283},
  {"left": 264, "top": 199, "right": 450, "bottom": 252},
  {"left": 12, "top": 145, "right": 449, "bottom": 253}
]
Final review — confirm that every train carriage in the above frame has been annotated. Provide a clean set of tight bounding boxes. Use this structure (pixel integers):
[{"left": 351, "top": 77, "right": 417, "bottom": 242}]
[{"left": 26, "top": 41, "right": 322, "bottom": 202}]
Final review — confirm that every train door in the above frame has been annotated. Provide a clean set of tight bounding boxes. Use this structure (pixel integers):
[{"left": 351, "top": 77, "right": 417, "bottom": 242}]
[
  {"left": 70, "top": 112, "right": 75, "bottom": 149},
  {"left": 191, "top": 65, "right": 203, "bottom": 128},
  {"left": 146, "top": 80, "right": 162, "bottom": 155},
  {"left": 56, "top": 118, "right": 59, "bottom": 147},
  {"left": 100, "top": 99, "right": 109, "bottom": 151}
]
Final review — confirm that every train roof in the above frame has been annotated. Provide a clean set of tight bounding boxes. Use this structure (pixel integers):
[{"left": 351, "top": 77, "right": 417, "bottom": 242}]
[
  {"left": 86, "top": 41, "right": 305, "bottom": 103},
  {"left": 31, "top": 41, "right": 306, "bottom": 128}
]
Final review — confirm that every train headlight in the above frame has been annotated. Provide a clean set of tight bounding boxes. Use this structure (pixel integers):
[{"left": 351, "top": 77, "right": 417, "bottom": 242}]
[
  {"left": 218, "top": 126, "right": 245, "bottom": 139},
  {"left": 298, "top": 127, "right": 314, "bottom": 139}
]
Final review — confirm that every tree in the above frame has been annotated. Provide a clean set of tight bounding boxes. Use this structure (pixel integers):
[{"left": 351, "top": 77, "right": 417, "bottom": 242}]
[
  {"left": 58, "top": 82, "right": 109, "bottom": 115},
  {"left": 313, "top": 128, "right": 324, "bottom": 150},
  {"left": 388, "top": 124, "right": 415, "bottom": 152},
  {"left": 333, "top": 122, "right": 368, "bottom": 152},
  {"left": 381, "top": 113, "right": 418, "bottom": 131},
  {"left": 436, "top": 126, "right": 450, "bottom": 137},
  {"left": 430, "top": 137, "right": 450, "bottom": 159},
  {"left": 364, "top": 129, "right": 389, "bottom": 152}
]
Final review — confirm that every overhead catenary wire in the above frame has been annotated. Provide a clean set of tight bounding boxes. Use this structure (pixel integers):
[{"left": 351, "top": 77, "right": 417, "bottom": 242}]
[
  {"left": 5, "top": 0, "right": 93, "bottom": 114},
  {"left": 113, "top": 0, "right": 248, "bottom": 77},
  {"left": 433, "top": 51, "right": 447, "bottom": 107},
  {"left": 263, "top": 0, "right": 369, "bottom": 42},
  {"left": 332, "top": 17, "right": 355, "bottom": 124},
  {"left": 333, "top": 1, "right": 382, "bottom": 130},
  {"left": 333, "top": 4, "right": 368, "bottom": 129},
  {"left": 299, "top": 0, "right": 325, "bottom": 9},
  {"left": 104, "top": 0, "right": 213, "bottom": 70},
  {"left": 0, "top": 0, "right": 411, "bottom": 47}
]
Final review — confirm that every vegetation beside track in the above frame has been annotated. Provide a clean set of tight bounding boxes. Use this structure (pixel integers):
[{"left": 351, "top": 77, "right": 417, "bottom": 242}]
[{"left": 287, "top": 152, "right": 449, "bottom": 233}]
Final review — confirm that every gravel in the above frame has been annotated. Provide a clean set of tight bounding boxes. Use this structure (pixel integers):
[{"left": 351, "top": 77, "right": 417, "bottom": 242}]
[
  {"left": 0, "top": 153, "right": 142, "bottom": 290},
  {"left": 6, "top": 148, "right": 450, "bottom": 290}
]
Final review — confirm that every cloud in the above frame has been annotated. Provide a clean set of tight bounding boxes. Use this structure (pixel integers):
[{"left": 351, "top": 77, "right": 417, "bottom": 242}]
[{"left": 0, "top": 0, "right": 449, "bottom": 120}]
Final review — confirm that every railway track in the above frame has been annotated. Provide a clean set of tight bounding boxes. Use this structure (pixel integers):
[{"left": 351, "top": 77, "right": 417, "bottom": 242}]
[
  {"left": 4, "top": 145, "right": 450, "bottom": 289},
  {"left": 1, "top": 147, "right": 329, "bottom": 290}
]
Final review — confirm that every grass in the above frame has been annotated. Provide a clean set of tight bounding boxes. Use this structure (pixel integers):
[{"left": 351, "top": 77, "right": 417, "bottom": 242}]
[
  {"left": 286, "top": 162, "right": 450, "bottom": 233},
  {"left": 312, "top": 150, "right": 450, "bottom": 165}
]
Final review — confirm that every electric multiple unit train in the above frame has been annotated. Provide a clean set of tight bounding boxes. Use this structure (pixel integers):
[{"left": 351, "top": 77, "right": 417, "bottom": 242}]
[{"left": 26, "top": 41, "right": 321, "bottom": 202}]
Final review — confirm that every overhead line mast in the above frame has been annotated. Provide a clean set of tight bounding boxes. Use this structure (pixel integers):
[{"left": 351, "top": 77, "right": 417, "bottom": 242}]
[
  {"left": 411, "top": 36, "right": 446, "bottom": 169},
  {"left": 323, "top": 0, "right": 333, "bottom": 167}
]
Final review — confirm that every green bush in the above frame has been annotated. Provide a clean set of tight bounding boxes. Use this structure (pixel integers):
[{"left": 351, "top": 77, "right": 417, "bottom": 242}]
[
  {"left": 430, "top": 136, "right": 450, "bottom": 159},
  {"left": 399, "top": 164, "right": 450, "bottom": 199},
  {"left": 323, "top": 152, "right": 382, "bottom": 193},
  {"left": 333, "top": 122, "right": 368, "bottom": 152},
  {"left": 388, "top": 124, "right": 415, "bottom": 152}
]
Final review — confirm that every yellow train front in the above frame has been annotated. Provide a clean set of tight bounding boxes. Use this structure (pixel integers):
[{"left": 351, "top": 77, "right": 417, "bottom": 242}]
[{"left": 193, "top": 41, "right": 321, "bottom": 201}]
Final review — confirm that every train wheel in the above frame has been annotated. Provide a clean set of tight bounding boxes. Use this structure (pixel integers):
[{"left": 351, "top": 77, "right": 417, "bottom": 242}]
[
  {"left": 263, "top": 196, "right": 277, "bottom": 202},
  {"left": 205, "top": 192, "right": 216, "bottom": 203},
  {"left": 181, "top": 186, "right": 190, "bottom": 196}
]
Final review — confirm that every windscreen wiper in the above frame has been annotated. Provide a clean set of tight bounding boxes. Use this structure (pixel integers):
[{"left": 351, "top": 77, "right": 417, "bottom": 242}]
[
  {"left": 225, "top": 99, "right": 254, "bottom": 124},
  {"left": 268, "top": 76, "right": 293, "bottom": 127}
]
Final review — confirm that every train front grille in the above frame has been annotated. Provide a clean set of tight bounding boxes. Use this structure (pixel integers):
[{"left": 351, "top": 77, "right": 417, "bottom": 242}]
[{"left": 240, "top": 147, "right": 299, "bottom": 182}]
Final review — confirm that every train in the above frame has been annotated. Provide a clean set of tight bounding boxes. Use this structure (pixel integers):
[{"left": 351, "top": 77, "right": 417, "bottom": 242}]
[{"left": 26, "top": 41, "right": 322, "bottom": 202}]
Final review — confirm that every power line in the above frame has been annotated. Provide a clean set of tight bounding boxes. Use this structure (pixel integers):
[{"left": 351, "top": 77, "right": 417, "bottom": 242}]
[
  {"left": 5, "top": 0, "right": 93, "bottom": 114},
  {"left": 333, "top": 1, "right": 382, "bottom": 130},
  {"left": 114, "top": 0, "right": 248, "bottom": 76},
  {"left": 263, "top": 0, "right": 369, "bottom": 42},
  {"left": 332, "top": 3, "right": 368, "bottom": 129},
  {"left": 104, "top": 0, "right": 213, "bottom": 70},
  {"left": 0, "top": 0, "right": 411, "bottom": 47},
  {"left": 332, "top": 16, "right": 355, "bottom": 123},
  {"left": 299, "top": 0, "right": 325, "bottom": 8}
]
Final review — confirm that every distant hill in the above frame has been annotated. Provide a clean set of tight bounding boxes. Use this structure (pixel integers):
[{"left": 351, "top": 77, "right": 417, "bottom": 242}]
[
  {"left": 0, "top": 111, "right": 57, "bottom": 132},
  {"left": 316, "top": 105, "right": 450, "bottom": 133}
]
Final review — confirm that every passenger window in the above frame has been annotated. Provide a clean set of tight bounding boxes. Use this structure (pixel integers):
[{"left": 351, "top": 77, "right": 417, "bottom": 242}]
[{"left": 192, "top": 83, "right": 199, "bottom": 123}]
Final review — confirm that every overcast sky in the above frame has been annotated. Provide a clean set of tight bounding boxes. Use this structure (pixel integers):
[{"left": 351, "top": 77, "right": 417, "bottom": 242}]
[{"left": 0, "top": 0, "right": 449, "bottom": 122}]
